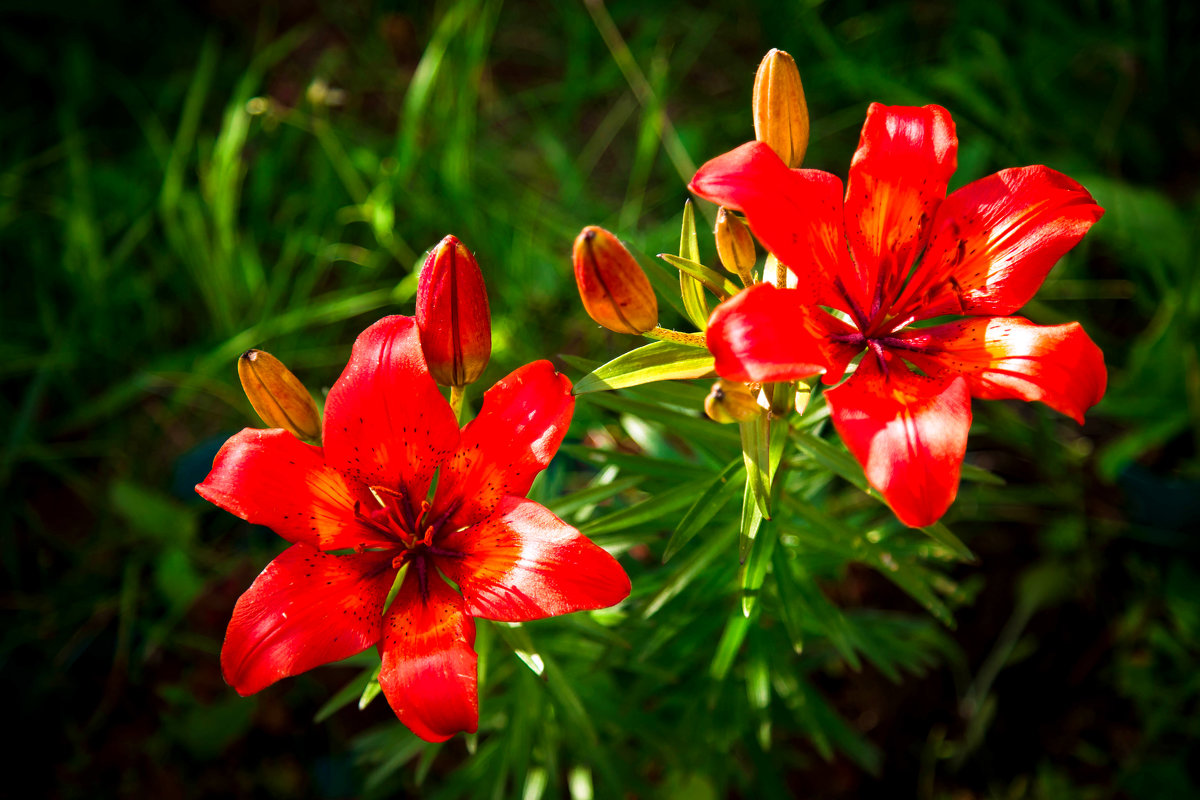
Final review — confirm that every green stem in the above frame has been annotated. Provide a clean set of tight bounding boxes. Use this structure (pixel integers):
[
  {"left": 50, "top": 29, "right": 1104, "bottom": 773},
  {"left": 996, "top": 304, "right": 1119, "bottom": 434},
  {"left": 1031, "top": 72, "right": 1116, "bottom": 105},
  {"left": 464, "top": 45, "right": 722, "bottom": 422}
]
[
  {"left": 449, "top": 384, "right": 466, "bottom": 424},
  {"left": 643, "top": 327, "right": 708, "bottom": 348}
]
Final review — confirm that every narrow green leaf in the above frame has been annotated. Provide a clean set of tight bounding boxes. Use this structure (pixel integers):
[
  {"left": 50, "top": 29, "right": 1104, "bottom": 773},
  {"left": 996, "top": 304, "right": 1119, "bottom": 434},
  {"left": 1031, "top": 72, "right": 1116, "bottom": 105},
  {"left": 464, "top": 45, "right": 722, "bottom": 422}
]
[
  {"left": 663, "top": 458, "right": 744, "bottom": 562},
  {"left": 573, "top": 341, "right": 714, "bottom": 394},
  {"left": 312, "top": 665, "right": 377, "bottom": 723},
  {"left": 961, "top": 462, "right": 1005, "bottom": 486},
  {"left": 579, "top": 477, "right": 711, "bottom": 536},
  {"left": 580, "top": 391, "right": 741, "bottom": 446},
  {"left": 643, "top": 523, "right": 734, "bottom": 618},
  {"left": 358, "top": 667, "right": 383, "bottom": 710},
  {"left": 792, "top": 428, "right": 869, "bottom": 492},
  {"left": 770, "top": 547, "right": 806, "bottom": 655},
  {"left": 741, "top": 518, "right": 779, "bottom": 617},
  {"left": 746, "top": 639, "right": 773, "bottom": 750},
  {"left": 777, "top": 545, "right": 862, "bottom": 670},
  {"left": 659, "top": 253, "right": 739, "bottom": 299},
  {"left": 739, "top": 414, "right": 772, "bottom": 520},
  {"left": 793, "top": 429, "right": 974, "bottom": 562},
  {"left": 493, "top": 622, "right": 546, "bottom": 677},
  {"left": 678, "top": 200, "right": 709, "bottom": 329},
  {"left": 559, "top": 444, "right": 713, "bottom": 481},
  {"left": 920, "top": 521, "right": 977, "bottom": 564},
  {"left": 738, "top": 480, "right": 765, "bottom": 566},
  {"left": 546, "top": 474, "right": 643, "bottom": 519},
  {"left": 710, "top": 608, "right": 752, "bottom": 681}
]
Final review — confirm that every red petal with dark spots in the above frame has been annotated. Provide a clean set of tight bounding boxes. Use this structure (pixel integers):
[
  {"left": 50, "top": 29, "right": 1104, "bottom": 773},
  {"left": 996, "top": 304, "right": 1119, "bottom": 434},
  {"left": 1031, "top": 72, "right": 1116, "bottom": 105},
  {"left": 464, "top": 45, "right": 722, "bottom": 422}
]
[
  {"left": 221, "top": 544, "right": 395, "bottom": 695},
  {"left": 893, "top": 166, "right": 1104, "bottom": 320},
  {"left": 196, "top": 428, "right": 394, "bottom": 552},
  {"left": 705, "top": 283, "right": 858, "bottom": 384},
  {"left": 688, "top": 141, "right": 854, "bottom": 311},
  {"left": 323, "top": 316, "right": 460, "bottom": 516},
  {"left": 437, "top": 497, "right": 630, "bottom": 622},
  {"left": 825, "top": 355, "right": 972, "bottom": 528},
  {"left": 433, "top": 360, "right": 574, "bottom": 529},
  {"left": 896, "top": 316, "right": 1106, "bottom": 424},
  {"left": 844, "top": 104, "right": 957, "bottom": 306},
  {"left": 379, "top": 571, "right": 478, "bottom": 742}
]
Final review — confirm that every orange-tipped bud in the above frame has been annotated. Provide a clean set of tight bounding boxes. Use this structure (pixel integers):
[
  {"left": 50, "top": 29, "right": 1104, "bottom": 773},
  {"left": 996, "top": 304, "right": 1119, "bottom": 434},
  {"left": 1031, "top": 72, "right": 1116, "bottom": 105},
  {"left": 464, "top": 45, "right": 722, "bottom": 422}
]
[
  {"left": 572, "top": 226, "right": 658, "bottom": 335},
  {"left": 704, "top": 379, "right": 761, "bottom": 424},
  {"left": 417, "top": 235, "right": 492, "bottom": 386},
  {"left": 238, "top": 350, "right": 323, "bottom": 441},
  {"left": 715, "top": 207, "right": 757, "bottom": 285},
  {"left": 752, "top": 48, "right": 809, "bottom": 168}
]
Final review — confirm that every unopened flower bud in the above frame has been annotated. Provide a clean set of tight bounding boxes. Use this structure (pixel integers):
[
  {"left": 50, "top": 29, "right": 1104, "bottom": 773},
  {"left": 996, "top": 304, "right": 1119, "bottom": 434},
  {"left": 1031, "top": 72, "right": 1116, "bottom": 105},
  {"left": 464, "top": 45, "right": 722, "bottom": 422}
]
[
  {"left": 795, "top": 382, "right": 812, "bottom": 416},
  {"left": 572, "top": 226, "right": 658, "bottom": 335},
  {"left": 752, "top": 48, "right": 809, "bottom": 168},
  {"left": 417, "top": 235, "right": 492, "bottom": 386},
  {"left": 715, "top": 207, "right": 757, "bottom": 285},
  {"left": 704, "top": 379, "right": 761, "bottom": 424},
  {"left": 238, "top": 350, "right": 323, "bottom": 441}
]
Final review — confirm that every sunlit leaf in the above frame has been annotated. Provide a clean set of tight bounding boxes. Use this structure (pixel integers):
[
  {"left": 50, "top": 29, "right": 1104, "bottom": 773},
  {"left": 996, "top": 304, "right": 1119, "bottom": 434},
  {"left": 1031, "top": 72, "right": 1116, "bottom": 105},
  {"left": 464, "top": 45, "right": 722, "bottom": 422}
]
[
  {"left": 678, "top": 200, "right": 709, "bottom": 329},
  {"left": 663, "top": 458, "right": 744, "bottom": 562}
]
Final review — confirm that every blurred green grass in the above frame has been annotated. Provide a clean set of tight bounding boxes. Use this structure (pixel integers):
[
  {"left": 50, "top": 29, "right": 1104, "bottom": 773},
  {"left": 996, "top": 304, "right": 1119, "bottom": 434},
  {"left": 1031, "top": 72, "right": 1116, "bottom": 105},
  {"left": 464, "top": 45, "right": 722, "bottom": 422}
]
[{"left": 2, "top": 0, "right": 1198, "bottom": 797}]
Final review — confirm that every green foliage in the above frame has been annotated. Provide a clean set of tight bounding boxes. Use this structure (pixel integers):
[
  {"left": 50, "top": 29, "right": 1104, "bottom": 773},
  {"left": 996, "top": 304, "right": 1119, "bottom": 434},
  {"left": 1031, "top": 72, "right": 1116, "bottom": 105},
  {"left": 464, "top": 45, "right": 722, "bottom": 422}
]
[{"left": 2, "top": 0, "right": 1197, "bottom": 798}]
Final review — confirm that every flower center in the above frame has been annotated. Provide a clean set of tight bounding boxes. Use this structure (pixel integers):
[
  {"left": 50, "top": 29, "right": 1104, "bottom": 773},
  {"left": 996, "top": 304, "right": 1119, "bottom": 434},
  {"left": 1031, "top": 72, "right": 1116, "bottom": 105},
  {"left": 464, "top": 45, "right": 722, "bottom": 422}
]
[{"left": 353, "top": 485, "right": 464, "bottom": 601}]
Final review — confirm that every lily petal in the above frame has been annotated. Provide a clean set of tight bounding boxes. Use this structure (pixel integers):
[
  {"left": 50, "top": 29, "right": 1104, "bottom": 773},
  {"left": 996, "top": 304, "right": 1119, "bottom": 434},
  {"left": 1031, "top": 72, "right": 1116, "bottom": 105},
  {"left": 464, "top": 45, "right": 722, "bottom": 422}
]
[
  {"left": 897, "top": 316, "right": 1106, "bottom": 424},
  {"left": 437, "top": 497, "right": 630, "bottom": 622},
  {"left": 323, "top": 315, "right": 460, "bottom": 518},
  {"left": 196, "top": 428, "right": 394, "bottom": 552},
  {"left": 826, "top": 354, "right": 971, "bottom": 528},
  {"left": 845, "top": 104, "right": 957, "bottom": 306},
  {"left": 221, "top": 544, "right": 395, "bottom": 695},
  {"left": 689, "top": 141, "right": 852, "bottom": 310},
  {"left": 379, "top": 571, "right": 478, "bottom": 742},
  {"left": 705, "top": 283, "right": 858, "bottom": 384},
  {"left": 434, "top": 360, "right": 574, "bottom": 529},
  {"left": 895, "top": 166, "right": 1103, "bottom": 320}
]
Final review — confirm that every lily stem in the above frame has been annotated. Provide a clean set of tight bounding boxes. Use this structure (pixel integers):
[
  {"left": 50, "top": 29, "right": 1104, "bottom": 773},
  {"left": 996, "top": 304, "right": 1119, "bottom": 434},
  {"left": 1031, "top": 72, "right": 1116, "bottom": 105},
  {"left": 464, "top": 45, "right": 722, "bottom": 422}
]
[
  {"left": 643, "top": 327, "right": 709, "bottom": 348},
  {"left": 449, "top": 384, "right": 466, "bottom": 424}
]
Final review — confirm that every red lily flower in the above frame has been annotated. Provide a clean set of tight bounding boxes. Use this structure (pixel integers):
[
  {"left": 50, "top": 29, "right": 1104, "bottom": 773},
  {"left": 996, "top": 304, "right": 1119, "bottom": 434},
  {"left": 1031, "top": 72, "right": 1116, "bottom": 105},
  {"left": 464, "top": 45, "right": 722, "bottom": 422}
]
[
  {"left": 689, "top": 103, "right": 1106, "bottom": 528},
  {"left": 196, "top": 316, "right": 630, "bottom": 742}
]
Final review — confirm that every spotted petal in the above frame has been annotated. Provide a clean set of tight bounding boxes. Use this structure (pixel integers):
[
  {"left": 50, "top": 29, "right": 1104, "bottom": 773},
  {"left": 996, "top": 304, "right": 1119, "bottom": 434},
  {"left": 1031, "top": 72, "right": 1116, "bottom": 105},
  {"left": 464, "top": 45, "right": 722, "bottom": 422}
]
[
  {"left": 845, "top": 103, "right": 957, "bottom": 305},
  {"left": 196, "top": 428, "right": 392, "bottom": 552},
  {"left": 825, "top": 354, "right": 972, "bottom": 528},
  {"left": 437, "top": 497, "right": 630, "bottom": 622},
  {"left": 379, "top": 571, "right": 478, "bottom": 743},
  {"left": 894, "top": 166, "right": 1103, "bottom": 321},
  {"left": 434, "top": 360, "right": 574, "bottom": 530},
  {"left": 221, "top": 544, "right": 395, "bottom": 695},
  {"left": 897, "top": 316, "right": 1106, "bottom": 424},
  {"left": 323, "top": 315, "right": 460, "bottom": 521}
]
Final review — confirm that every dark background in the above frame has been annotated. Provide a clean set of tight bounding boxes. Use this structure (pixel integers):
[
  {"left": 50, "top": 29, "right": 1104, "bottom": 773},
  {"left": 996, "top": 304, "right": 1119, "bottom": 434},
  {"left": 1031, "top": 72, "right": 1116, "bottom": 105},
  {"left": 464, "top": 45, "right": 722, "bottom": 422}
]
[{"left": 2, "top": 0, "right": 1198, "bottom": 797}]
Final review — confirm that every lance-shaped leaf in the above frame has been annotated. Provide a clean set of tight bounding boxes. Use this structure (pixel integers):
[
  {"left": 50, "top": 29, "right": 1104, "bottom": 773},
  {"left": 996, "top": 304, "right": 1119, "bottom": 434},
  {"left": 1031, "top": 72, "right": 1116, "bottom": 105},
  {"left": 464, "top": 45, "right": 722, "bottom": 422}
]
[
  {"left": 739, "top": 481, "right": 765, "bottom": 570},
  {"left": 739, "top": 414, "right": 772, "bottom": 520},
  {"left": 663, "top": 458, "right": 744, "bottom": 562},
  {"left": 710, "top": 607, "right": 753, "bottom": 681},
  {"left": 773, "top": 543, "right": 862, "bottom": 669},
  {"left": 678, "top": 200, "right": 709, "bottom": 329},
  {"left": 741, "top": 512, "right": 779, "bottom": 617},
  {"left": 659, "top": 253, "right": 740, "bottom": 299},
  {"left": 573, "top": 340, "right": 715, "bottom": 394},
  {"left": 739, "top": 416, "right": 788, "bottom": 561},
  {"left": 792, "top": 428, "right": 975, "bottom": 563}
]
